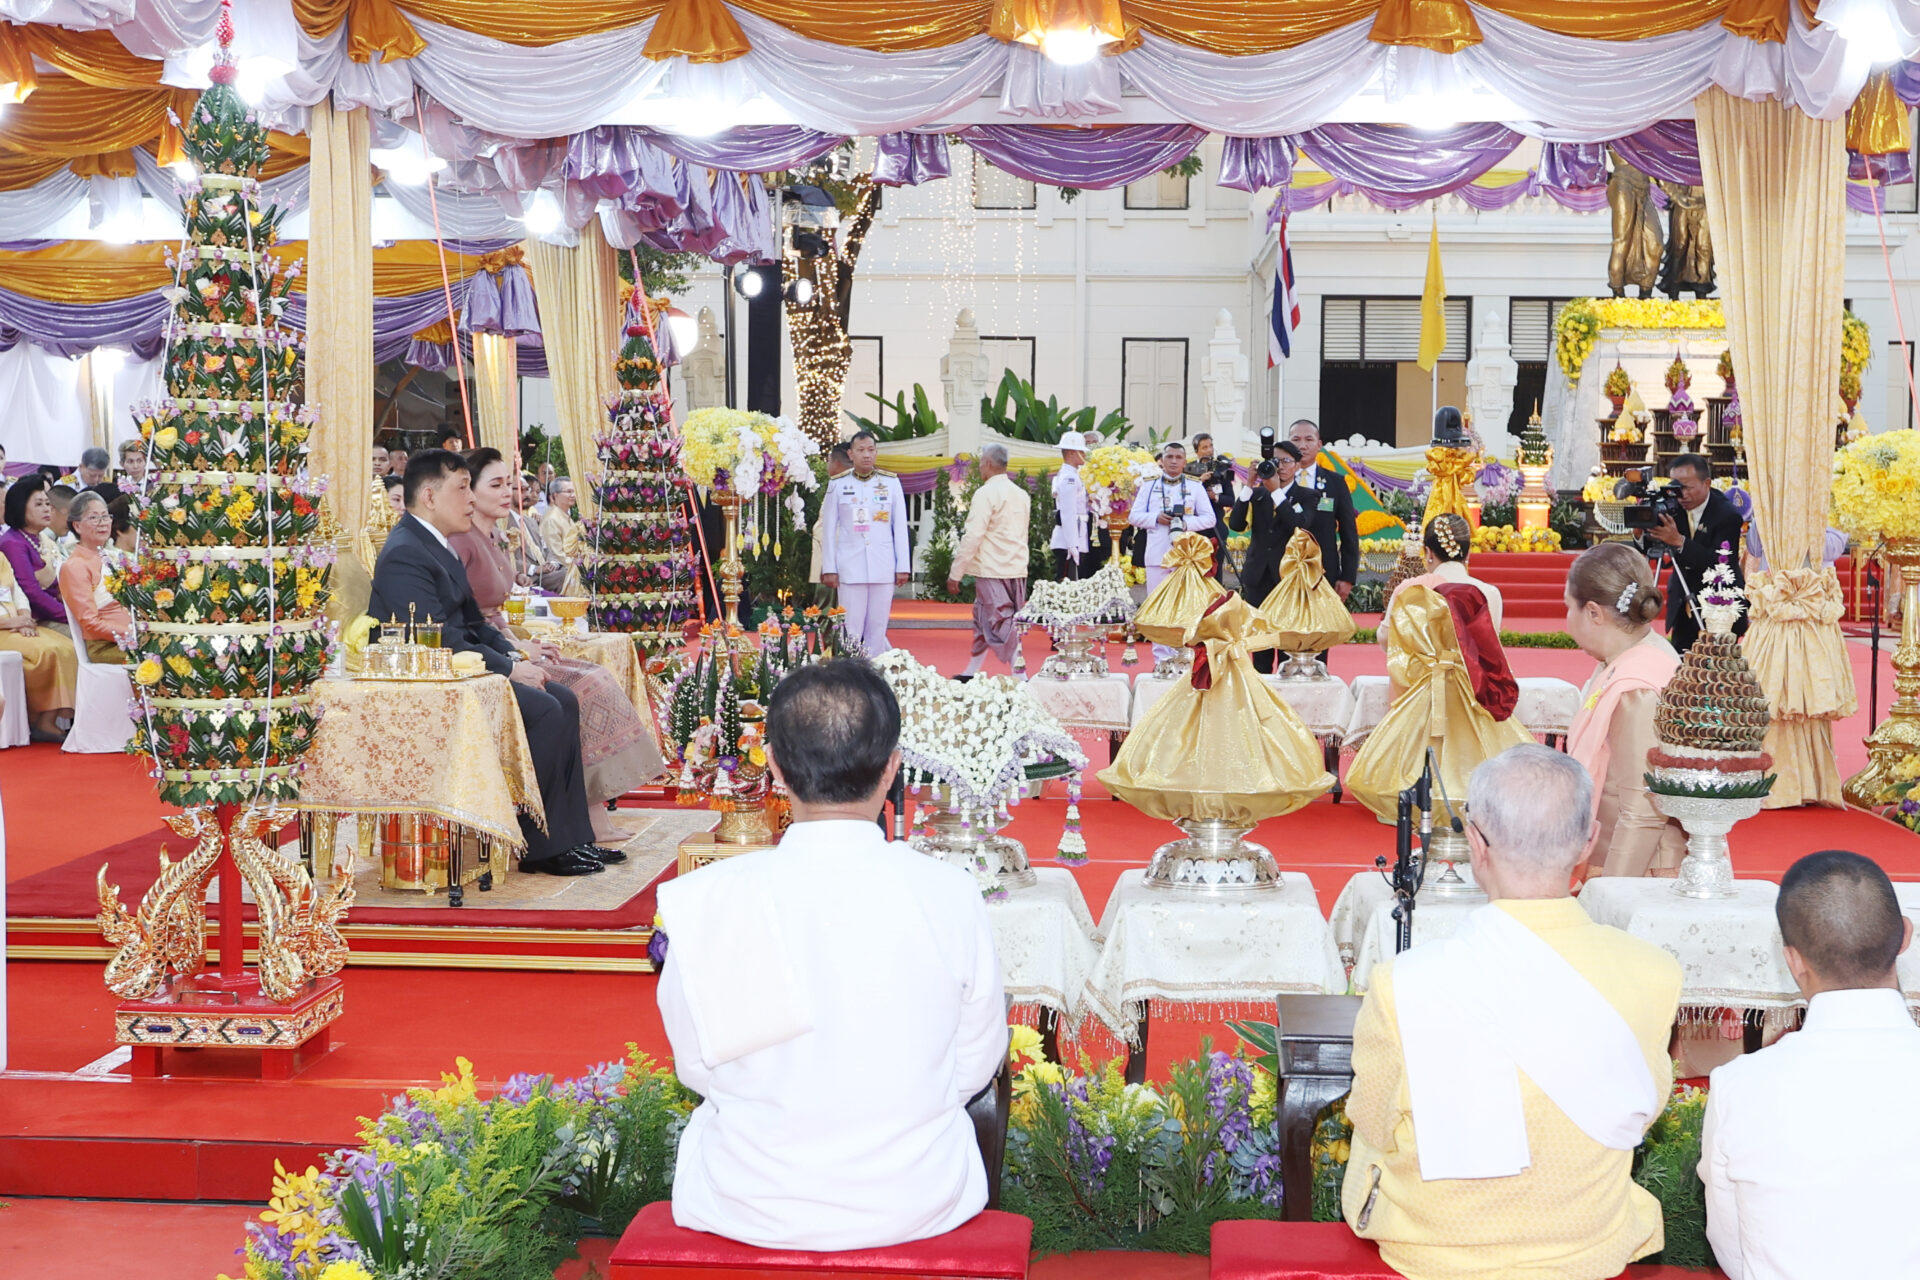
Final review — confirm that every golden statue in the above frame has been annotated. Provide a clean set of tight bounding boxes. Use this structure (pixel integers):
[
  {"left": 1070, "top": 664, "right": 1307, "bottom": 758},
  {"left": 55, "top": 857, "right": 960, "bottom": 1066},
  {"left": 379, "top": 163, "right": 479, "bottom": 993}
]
[
  {"left": 1606, "top": 149, "right": 1661, "bottom": 298},
  {"left": 357, "top": 473, "right": 399, "bottom": 574},
  {"left": 1656, "top": 179, "right": 1714, "bottom": 297}
]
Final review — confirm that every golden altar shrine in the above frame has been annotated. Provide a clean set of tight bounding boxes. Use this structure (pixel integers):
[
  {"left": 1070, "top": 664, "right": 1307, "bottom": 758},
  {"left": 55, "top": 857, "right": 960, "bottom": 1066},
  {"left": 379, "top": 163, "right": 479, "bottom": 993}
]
[{"left": 297, "top": 673, "right": 544, "bottom": 905}]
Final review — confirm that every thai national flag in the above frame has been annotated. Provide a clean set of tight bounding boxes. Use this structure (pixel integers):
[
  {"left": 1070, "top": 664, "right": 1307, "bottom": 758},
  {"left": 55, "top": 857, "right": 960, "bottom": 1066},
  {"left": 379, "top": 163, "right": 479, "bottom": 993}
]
[{"left": 1269, "top": 214, "right": 1300, "bottom": 367}]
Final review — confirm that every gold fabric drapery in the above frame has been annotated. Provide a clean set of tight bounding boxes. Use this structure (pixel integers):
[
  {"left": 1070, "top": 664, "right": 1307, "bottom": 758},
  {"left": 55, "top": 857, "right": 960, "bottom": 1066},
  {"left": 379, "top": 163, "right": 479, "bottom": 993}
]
[
  {"left": 644, "top": 0, "right": 751, "bottom": 61},
  {"left": 1421, "top": 445, "right": 1479, "bottom": 527},
  {"left": 1847, "top": 69, "right": 1913, "bottom": 159},
  {"left": 307, "top": 99, "right": 377, "bottom": 627},
  {"left": 1098, "top": 594, "right": 1334, "bottom": 824},
  {"left": 1132, "top": 532, "right": 1225, "bottom": 644},
  {"left": 1346, "top": 584, "right": 1532, "bottom": 821},
  {"left": 1696, "top": 87, "right": 1856, "bottom": 808},
  {"left": 0, "top": 238, "right": 499, "bottom": 303},
  {"left": 0, "top": 25, "right": 167, "bottom": 95},
  {"left": 1259, "top": 529, "right": 1357, "bottom": 652},
  {"left": 525, "top": 227, "right": 622, "bottom": 519},
  {"left": 472, "top": 332, "right": 522, "bottom": 458},
  {"left": 288, "top": 0, "right": 1807, "bottom": 58},
  {"left": 0, "top": 78, "right": 190, "bottom": 167}
]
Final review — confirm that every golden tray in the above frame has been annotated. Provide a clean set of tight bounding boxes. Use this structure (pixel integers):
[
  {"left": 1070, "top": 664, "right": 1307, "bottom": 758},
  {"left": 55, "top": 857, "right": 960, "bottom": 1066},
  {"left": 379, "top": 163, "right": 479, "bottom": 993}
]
[{"left": 351, "top": 670, "right": 486, "bottom": 682}]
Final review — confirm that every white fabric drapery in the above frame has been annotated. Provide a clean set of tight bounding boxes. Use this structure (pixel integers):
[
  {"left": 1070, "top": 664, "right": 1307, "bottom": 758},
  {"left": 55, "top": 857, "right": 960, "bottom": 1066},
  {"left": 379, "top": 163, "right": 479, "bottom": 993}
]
[
  {"left": 0, "top": 343, "right": 160, "bottom": 466},
  {"left": 262, "top": 2, "right": 1920, "bottom": 143}
]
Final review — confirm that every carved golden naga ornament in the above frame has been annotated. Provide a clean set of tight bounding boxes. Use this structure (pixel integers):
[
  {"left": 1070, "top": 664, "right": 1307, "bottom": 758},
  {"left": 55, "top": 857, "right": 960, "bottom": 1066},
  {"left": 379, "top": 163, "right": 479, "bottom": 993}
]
[{"left": 96, "top": 804, "right": 354, "bottom": 1002}]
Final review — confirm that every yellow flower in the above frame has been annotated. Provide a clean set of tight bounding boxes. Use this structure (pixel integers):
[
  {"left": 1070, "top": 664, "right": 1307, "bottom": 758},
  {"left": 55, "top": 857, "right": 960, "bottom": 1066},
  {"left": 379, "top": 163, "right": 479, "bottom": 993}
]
[
  {"left": 747, "top": 744, "right": 766, "bottom": 767},
  {"left": 166, "top": 654, "right": 193, "bottom": 679},
  {"left": 184, "top": 564, "right": 204, "bottom": 590},
  {"left": 432, "top": 1055, "right": 478, "bottom": 1106},
  {"left": 134, "top": 657, "right": 162, "bottom": 686},
  {"left": 317, "top": 1264, "right": 373, "bottom": 1280},
  {"left": 1007, "top": 1023, "right": 1045, "bottom": 1067},
  {"left": 153, "top": 425, "right": 179, "bottom": 450}
]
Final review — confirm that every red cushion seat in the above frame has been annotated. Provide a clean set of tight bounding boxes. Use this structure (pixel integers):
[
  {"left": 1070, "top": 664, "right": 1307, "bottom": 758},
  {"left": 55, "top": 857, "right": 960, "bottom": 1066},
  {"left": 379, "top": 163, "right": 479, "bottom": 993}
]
[
  {"left": 1209, "top": 1221, "right": 1724, "bottom": 1279},
  {"left": 611, "top": 1202, "right": 1032, "bottom": 1280}
]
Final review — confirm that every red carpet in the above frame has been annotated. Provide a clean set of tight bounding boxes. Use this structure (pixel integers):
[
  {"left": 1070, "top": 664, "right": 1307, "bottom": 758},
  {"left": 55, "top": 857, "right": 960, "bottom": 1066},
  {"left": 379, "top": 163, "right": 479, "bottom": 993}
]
[{"left": 0, "top": 1197, "right": 261, "bottom": 1280}]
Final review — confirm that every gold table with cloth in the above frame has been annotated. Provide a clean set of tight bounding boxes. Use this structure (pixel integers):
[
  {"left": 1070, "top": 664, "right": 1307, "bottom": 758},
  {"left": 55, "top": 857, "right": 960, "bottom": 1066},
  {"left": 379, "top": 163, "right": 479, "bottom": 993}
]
[{"left": 298, "top": 674, "right": 545, "bottom": 900}]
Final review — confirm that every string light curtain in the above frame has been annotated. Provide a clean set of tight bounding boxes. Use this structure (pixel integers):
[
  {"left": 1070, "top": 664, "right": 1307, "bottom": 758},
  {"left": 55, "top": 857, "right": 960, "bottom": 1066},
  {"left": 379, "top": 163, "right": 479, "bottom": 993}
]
[
  {"left": 525, "top": 224, "right": 622, "bottom": 518},
  {"left": 1696, "top": 86, "right": 1856, "bottom": 809},
  {"left": 305, "top": 97, "right": 377, "bottom": 625}
]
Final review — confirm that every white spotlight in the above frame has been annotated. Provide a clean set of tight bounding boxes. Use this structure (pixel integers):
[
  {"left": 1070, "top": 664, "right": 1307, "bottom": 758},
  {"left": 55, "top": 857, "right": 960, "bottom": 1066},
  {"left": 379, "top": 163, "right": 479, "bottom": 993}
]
[
  {"left": 1038, "top": 26, "right": 1110, "bottom": 66},
  {"left": 370, "top": 137, "right": 448, "bottom": 187},
  {"left": 664, "top": 306, "right": 697, "bottom": 353},
  {"left": 735, "top": 269, "right": 765, "bottom": 299},
  {"left": 519, "top": 189, "right": 563, "bottom": 236}
]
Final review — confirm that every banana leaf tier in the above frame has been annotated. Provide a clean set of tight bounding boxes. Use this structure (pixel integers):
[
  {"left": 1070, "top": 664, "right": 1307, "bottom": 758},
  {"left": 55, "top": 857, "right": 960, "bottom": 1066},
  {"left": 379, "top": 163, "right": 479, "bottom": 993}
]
[{"left": 111, "top": 76, "right": 332, "bottom": 810}]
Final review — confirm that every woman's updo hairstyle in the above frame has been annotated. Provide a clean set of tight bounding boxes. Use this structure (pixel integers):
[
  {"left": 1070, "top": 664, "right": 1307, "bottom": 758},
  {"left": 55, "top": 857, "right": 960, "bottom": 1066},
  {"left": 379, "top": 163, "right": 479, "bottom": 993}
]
[
  {"left": 1422, "top": 513, "right": 1472, "bottom": 564},
  {"left": 1567, "top": 541, "right": 1664, "bottom": 627}
]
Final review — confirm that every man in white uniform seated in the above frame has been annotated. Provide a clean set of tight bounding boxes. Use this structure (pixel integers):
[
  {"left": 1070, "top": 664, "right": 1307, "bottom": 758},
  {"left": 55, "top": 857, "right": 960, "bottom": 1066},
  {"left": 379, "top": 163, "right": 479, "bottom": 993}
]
[
  {"left": 1700, "top": 850, "right": 1920, "bottom": 1279},
  {"left": 656, "top": 659, "right": 1008, "bottom": 1251}
]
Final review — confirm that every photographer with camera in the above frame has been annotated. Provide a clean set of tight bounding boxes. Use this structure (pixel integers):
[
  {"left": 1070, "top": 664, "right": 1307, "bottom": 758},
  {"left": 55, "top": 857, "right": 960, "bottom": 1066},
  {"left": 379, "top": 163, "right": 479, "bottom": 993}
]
[
  {"left": 1129, "top": 441, "right": 1216, "bottom": 660},
  {"left": 1186, "top": 433, "right": 1232, "bottom": 581},
  {"left": 1228, "top": 441, "right": 1308, "bottom": 673},
  {"left": 1643, "top": 453, "right": 1744, "bottom": 652}
]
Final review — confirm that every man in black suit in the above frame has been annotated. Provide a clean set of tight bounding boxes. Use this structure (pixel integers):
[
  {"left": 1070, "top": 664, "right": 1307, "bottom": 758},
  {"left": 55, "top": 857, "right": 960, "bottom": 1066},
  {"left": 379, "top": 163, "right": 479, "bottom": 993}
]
[
  {"left": 370, "top": 450, "right": 609, "bottom": 876},
  {"left": 1229, "top": 442, "right": 1311, "bottom": 674},
  {"left": 1286, "top": 419, "right": 1360, "bottom": 601},
  {"left": 1646, "top": 452, "right": 1745, "bottom": 652}
]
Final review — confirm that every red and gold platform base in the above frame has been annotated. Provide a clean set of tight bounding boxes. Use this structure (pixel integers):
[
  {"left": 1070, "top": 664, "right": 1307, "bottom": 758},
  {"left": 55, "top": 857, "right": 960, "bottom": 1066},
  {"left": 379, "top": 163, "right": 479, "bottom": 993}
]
[{"left": 115, "top": 972, "right": 345, "bottom": 1082}]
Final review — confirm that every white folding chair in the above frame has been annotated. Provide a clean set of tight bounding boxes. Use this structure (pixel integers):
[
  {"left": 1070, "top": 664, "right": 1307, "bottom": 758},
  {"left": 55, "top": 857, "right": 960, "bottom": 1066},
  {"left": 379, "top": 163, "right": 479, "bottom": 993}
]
[
  {"left": 0, "top": 651, "right": 28, "bottom": 747},
  {"left": 62, "top": 633, "right": 136, "bottom": 754}
]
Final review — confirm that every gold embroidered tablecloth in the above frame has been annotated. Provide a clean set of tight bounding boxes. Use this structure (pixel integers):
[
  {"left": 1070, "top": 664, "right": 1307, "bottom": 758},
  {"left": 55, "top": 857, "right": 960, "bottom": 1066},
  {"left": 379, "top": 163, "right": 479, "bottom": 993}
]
[
  {"left": 299, "top": 673, "right": 544, "bottom": 850},
  {"left": 554, "top": 631, "right": 665, "bottom": 752}
]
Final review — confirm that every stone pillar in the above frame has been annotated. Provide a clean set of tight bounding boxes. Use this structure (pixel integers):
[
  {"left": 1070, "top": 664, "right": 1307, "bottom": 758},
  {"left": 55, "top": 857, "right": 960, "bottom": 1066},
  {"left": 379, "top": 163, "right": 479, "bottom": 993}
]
[
  {"left": 941, "top": 307, "right": 993, "bottom": 456},
  {"left": 679, "top": 306, "right": 726, "bottom": 412},
  {"left": 1201, "top": 308, "right": 1251, "bottom": 455},
  {"left": 1464, "top": 305, "right": 1519, "bottom": 460}
]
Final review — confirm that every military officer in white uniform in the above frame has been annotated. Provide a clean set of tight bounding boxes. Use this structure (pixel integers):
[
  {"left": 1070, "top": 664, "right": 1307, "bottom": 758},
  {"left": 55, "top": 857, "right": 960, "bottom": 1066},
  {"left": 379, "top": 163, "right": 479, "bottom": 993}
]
[
  {"left": 820, "top": 429, "right": 911, "bottom": 654},
  {"left": 1050, "top": 430, "right": 1091, "bottom": 579},
  {"left": 1127, "top": 441, "right": 1216, "bottom": 661}
]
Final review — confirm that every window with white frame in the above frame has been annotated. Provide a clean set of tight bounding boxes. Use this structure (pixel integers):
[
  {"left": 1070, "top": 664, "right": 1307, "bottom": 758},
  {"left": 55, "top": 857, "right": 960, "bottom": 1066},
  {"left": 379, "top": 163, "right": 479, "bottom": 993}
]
[
  {"left": 973, "top": 154, "right": 1037, "bottom": 210},
  {"left": 1124, "top": 169, "right": 1190, "bottom": 210}
]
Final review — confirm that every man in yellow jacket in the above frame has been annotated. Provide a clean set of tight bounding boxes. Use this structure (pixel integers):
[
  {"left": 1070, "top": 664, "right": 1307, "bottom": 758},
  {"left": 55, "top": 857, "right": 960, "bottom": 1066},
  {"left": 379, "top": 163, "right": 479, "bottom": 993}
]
[
  {"left": 947, "top": 443, "right": 1031, "bottom": 678},
  {"left": 1342, "top": 744, "right": 1681, "bottom": 1280}
]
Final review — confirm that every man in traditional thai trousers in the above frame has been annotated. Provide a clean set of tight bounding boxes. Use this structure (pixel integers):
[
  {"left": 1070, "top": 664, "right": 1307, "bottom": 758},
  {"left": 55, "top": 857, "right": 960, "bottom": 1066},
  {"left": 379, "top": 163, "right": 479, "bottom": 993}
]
[
  {"left": 820, "top": 430, "right": 910, "bottom": 654},
  {"left": 948, "top": 443, "right": 1031, "bottom": 678},
  {"left": 1342, "top": 744, "right": 1681, "bottom": 1280}
]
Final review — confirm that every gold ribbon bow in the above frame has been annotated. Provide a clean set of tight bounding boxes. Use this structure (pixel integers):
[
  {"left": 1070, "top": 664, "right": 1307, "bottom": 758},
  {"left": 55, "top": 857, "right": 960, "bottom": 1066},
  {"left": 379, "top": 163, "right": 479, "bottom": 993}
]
[{"left": 1161, "top": 530, "right": 1215, "bottom": 573}]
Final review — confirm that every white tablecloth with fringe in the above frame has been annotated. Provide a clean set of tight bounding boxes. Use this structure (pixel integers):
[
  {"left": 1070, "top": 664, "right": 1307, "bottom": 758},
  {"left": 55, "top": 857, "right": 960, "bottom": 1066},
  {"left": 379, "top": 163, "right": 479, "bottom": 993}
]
[
  {"left": 1024, "top": 672, "right": 1133, "bottom": 732},
  {"left": 1081, "top": 869, "right": 1345, "bottom": 1042},
  {"left": 1131, "top": 673, "right": 1354, "bottom": 736},
  {"left": 988, "top": 867, "right": 1101, "bottom": 1028},
  {"left": 1342, "top": 675, "right": 1583, "bottom": 749}
]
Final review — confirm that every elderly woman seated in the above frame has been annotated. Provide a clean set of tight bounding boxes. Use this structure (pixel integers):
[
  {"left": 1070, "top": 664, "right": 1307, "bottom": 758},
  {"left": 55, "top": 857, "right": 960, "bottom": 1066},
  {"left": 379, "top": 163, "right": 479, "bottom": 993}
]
[{"left": 57, "top": 490, "right": 131, "bottom": 663}]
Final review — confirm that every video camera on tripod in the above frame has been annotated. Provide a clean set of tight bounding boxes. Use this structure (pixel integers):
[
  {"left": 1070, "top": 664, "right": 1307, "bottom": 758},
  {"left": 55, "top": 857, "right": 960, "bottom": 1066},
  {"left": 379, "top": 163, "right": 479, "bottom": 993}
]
[{"left": 1609, "top": 468, "right": 1687, "bottom": 531}]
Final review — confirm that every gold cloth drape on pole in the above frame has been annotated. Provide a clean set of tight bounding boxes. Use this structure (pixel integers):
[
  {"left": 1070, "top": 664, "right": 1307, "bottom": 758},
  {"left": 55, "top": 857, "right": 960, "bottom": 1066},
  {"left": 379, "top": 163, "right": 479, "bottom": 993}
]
[
  {"left": 307, "top": 98, "right": 376, "bottom": 626},
  {"left": 525, "top": 228, "right": 620, "bottom": 518},
  {"left": 472, "top": 332, "right": 522, "bottom": 457},
  {"left": 1696, "top": 87, "right": 1856, "bottom": 809}
]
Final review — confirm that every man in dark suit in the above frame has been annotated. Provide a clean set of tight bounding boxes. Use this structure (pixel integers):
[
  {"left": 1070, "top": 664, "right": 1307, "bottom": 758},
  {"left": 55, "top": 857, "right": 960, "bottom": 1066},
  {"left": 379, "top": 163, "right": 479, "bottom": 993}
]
[
  {"left": 1287, "top": 419, "right": 1360, "bottom": 601},
  {"left": 1646, "top": 452, "right": 1745, "bottom": 652},
  {"left": 370, "top": 450, "right": 609, "bottom": 876},
  {"left": 1229, "top": 442, "right": 1311, "bottom": 674}
]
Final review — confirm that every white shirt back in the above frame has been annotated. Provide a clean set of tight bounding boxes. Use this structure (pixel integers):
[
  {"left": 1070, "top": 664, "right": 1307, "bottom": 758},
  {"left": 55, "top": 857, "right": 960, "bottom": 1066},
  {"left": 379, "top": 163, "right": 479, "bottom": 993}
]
[
  {"left": 1701, "top": 987, "right": 1920, "bottom": 1279},
  {"left": 657, "top": 820, "right": 1006, "bottom": 1251}
]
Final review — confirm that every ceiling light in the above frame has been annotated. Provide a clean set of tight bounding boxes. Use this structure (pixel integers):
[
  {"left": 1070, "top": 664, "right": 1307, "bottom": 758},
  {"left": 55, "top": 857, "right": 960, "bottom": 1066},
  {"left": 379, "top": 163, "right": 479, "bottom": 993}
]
[
  {"left": 1038, "top": 25, "right": 1112, "bottom": 66},
  {"left": 234, "top": 56, "right": 293, "bottom": 107},
  {"left": 785, "top": 276, "right": 816, "bottom": 306},
  {"left": 518, "top": 190, "right": 563, "bottom": 236},
  {"left": 92, "top": 347, "right": 128, "bottom": 376},
  {"left": 369, "top": 139, "right": 448, "bottom": 187}
]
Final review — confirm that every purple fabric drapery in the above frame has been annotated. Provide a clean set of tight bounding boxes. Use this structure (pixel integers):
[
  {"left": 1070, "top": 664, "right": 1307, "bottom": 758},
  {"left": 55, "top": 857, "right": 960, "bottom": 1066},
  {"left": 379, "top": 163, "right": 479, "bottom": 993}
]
[
  {"left": 1279, "top": 175, "right": 1608, "bottom": 214},
  {"left": 1217, "top": 135, "right": 1295, "bottom": 193},
  {"left": 959, "top": 123, "right": 1205, "bottom": 190},
  {"left": 405, "top": 335, "right": 455, "bottom": 371},
  {"left": 706, "top": 171, "right": 778, "bottom": 266},
  {"left": 637, "top": 126, "right": 841, "bottom": 172},
  {"left": 1607, "top": 120, "right": 1701, "bottom": 185},
  {"left": 1296, "top": 123, "right": 1521, "bottom": 196},
  {"left": 1540, "top": 141, "right": 1607, "bottom": 191},
  {"left": 517, "top": 332, "right": 550, "bottom": 380},
  {"left": 0, "top": 286, "right": 170, "bottom": 359},
  {"left": 872, "top": 132, "right": 952, "bottom": 186},
  {"left": 463, "top": 262, "right": 540, "bottom": 337},
  {"left": 282, "top": 290, "right": 473, "bottom": 366},
  {"left": 1892, "top": 60, "right": 1920, "bottom": 106}
]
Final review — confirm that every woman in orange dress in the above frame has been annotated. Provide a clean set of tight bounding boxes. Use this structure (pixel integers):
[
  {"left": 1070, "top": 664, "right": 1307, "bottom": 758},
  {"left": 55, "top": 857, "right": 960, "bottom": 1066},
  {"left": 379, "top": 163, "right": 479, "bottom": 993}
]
[{"left": 57, "top": 490, "right": 131, "bottom": 663}]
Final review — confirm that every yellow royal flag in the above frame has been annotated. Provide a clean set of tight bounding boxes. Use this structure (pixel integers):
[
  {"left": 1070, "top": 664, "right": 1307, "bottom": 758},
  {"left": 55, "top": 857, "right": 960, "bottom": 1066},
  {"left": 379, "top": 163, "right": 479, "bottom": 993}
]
[{"left": 1417, "top": 216, "right": 1447, "bottom": 372}]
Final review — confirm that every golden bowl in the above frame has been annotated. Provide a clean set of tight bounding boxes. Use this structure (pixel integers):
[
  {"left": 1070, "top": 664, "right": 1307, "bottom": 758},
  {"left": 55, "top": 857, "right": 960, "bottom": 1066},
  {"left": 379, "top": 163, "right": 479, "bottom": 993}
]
[{"left": 548, "top": 597, "right": 590, "bottom": 621}]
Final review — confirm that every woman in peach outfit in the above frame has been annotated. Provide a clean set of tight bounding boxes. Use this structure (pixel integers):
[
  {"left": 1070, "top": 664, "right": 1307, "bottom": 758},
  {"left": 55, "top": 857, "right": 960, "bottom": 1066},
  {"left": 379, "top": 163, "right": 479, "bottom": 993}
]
[
  {"left": 0, "top": 548, "right": 76, "bottom": 741},
  {"left": 57, "top": 490, "right": 131, "bottom": 663},
  {"left": 1564, "top": 543, "right": 1686, "bottom": 878}
]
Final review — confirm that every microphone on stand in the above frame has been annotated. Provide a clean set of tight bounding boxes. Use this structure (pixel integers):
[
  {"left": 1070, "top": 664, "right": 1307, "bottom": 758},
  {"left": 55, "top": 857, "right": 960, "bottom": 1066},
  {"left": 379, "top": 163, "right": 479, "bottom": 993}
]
[{"left": 1376, "top": 748, "right": 1441, "bottom": 953}]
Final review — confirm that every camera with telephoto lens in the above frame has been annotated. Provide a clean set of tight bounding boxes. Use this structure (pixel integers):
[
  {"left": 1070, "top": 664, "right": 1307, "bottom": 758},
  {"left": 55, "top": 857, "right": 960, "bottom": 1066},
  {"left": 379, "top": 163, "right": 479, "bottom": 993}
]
[
  {"left": 1256, "top": 458, "right": 1279, "bottom": 482},
  {"left": 1258, "top": 427, "right": 1278, "bottom": 461},
  {"left": 1612, "top": 472, "right": 1687, "bottom": 530}
]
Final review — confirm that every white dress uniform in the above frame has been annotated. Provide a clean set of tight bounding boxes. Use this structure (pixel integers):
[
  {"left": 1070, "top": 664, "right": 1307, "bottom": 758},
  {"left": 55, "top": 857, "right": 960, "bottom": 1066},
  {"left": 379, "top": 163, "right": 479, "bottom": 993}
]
[
  {"left": 820, "top": 468, "right": 911, "bottom": 653},
  {"left": 1127, "top": 472, "right": 1216, "bottom": 660},
  {"left": 1049, "top": 463, "right": 1090, "bottom": 569}
]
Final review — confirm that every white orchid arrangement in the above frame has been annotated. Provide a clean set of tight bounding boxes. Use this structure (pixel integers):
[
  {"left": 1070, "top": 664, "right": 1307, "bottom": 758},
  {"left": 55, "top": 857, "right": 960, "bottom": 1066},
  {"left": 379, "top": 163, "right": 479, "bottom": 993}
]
[
  {"left": 874, "top": 649, "right": 1085, "bottom": 813},
  {"left": 1017, "top": 560, "right": 1135, "bottom": 632}
]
